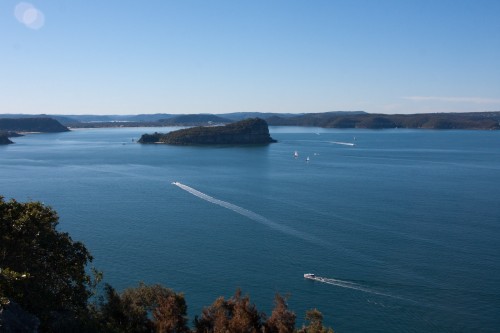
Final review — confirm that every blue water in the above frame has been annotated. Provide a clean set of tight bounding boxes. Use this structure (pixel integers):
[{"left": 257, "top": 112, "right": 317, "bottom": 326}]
[{"left": 1, "top": 127, "right": 499, "bottom": 332}]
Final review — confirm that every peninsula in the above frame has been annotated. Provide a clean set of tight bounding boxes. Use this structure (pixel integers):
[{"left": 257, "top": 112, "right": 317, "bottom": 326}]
[
  {"left": 0, "top": 133, "right": 13, "bottom": 145},
  {"left": 138, "top": 118, "right": 276, "bottom": 145},
  {"left": 0, "top": 117, "right": 69, "bottom": 133}
]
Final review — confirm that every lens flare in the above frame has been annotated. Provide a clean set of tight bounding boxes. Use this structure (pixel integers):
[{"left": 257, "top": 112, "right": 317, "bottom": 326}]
[{"left": 14, "top": 2, "right": 45, "bottom": 30}]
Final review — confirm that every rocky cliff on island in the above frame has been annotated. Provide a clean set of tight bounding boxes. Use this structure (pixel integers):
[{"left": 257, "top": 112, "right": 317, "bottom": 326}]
[{"left": 138, "top": 118, "right": 276, "bottom": 145}]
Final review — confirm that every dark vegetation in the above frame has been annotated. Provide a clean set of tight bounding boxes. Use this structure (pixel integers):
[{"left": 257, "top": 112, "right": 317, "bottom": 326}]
[
  {"left": 0, "top": 197, "right": 334, "bottom": 332},
  {"left": 1, "top": 131, "right": 23, "bottom": 145},
  {"left": 139, "top": 118, "right": 277, "bottom": 145},
  {"left": 0, "top": 196, "right": 98, "bottom": 332},
  {"left": 0, "top": 133, "right": 13, "bottom": 145},
  {"left": 0, "top": 118, "right": 69, "bottom": 133},
  {"left": 266, "top": 112, "right": 500, "bottom": 129}
]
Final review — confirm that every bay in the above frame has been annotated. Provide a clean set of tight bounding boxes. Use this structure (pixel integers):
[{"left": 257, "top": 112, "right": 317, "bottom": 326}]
[{"left": 1, "top": 127, "right": 499, "bottom": 332}]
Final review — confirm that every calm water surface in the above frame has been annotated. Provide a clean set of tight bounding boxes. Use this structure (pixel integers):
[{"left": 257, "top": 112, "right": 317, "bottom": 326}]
[{"left": 1, "top": 127, "right": 499, "bottom": 332}]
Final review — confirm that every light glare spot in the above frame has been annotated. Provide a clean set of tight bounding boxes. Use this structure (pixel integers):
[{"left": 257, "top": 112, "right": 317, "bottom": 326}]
[
  {"left": 23, "top": 8, "right": 38, "bottom": 24},
  {"left": 14, "top": 2, "right": 32, "bottom": 21},
  {"left": 14, "top": 2, "right": 45, "bottom": 30}
]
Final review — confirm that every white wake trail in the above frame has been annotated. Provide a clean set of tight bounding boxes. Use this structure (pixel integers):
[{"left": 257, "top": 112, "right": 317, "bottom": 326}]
[
  {"left": 172, "top": 182, "right": 329, "bottom": 247},
  {"left": 306, "top": 275, "right": 407, "bottom": 300},
  {"left": 330, "top": 141, "right": 355, "bottom": 146}
]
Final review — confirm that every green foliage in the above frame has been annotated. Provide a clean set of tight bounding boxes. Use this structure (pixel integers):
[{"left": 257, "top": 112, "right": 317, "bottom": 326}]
[{"left": 0, "top": 196, "right": 95, "bottom": 330}]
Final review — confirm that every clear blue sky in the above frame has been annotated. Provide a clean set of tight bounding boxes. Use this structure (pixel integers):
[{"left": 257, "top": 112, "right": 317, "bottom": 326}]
[{"left": 1, "top": 0, "right": 499, "bottom": 115}]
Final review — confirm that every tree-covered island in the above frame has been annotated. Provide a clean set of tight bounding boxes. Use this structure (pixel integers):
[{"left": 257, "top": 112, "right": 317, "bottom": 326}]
[{"left": 138, "top": 118, "right": 277, "bottom": 145}]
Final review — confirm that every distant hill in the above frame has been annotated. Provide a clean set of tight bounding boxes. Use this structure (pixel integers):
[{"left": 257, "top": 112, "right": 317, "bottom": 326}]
[
  {"left": 158, "top": 114, "right": 232, "bottom": 126},
  {"left": 139, "top": 118, "right": 276, "bottom": 145},
  {"left": 0, "top": 114, "right": 80, "bottom": 126},
  {"left": 266, "top": 111, "right": 366, "bottom": 127},
  {"left": 0, "top": 118, "right": 69, "bottom": 133},
  {"left": 126, "top": 113, "right": 175, "bottom": 122},
  {"left": 266, "top": 112, "right": 500, "bottom": 129},
  {"left": 219, "top": 112, "right": 302, "bottom": 121},
  {"left": 2, "top": 111, "right": 499, "bottom": 130},
  {"left": 61, "top": 114, "right": 176, "bottom": 123}
]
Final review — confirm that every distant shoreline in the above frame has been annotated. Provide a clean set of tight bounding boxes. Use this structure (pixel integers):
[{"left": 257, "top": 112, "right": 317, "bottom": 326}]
[{"left": 3, "top": 111, "right": 500, "bottom": 131}]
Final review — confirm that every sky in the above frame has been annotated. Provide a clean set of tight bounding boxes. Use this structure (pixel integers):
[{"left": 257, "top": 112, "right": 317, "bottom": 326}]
[{"left": 1, "top": 0, "right": 500, "bottom": 115}]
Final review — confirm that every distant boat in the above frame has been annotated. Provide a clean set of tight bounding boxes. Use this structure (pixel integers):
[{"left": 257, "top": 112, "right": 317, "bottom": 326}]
[
  {"left": 306, "top": 156, "right": 310, "bottom": 162},
  {"left": 294, "top": 151, "right": 299, "bottom": 158},
  {"left": 304, "top": 273, "right": 315, "bottom": 279}
]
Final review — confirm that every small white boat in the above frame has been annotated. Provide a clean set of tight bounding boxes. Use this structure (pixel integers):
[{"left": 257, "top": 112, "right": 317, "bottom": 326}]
[
  {"left": 304, "top": 273, "right": 315, "bottom": 279},
  {"left": 294, "top": 151, "right": 299, "bottom": 158},
  {"left": 306, "top": 156, "right": 310, "bottom": 162}
]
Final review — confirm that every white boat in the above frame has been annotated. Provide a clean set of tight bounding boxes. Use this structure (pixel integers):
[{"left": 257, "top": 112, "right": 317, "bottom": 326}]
[
  {"left": 304, "top": 273, "right": 315, "bottom": 279},
  {"left": 294, "top": 151, "right": 299, "bottom": 158},
  {"left": 306, "top": 156, "right": 310, "bottom": 162}
]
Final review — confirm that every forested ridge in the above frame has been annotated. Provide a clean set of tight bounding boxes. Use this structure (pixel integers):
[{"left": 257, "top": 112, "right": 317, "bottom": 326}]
[
  {"left": 3, "top": 112, "right": 499, "bottom": 130},
  {"left": 0, "top": 197, "right": 334, "bottom": 333},
  {"left": 266, "top": 112, "right": 500, "bottom": 129},
  {"left": 0, "top": 118, "right": 69, "bottom": 133}
]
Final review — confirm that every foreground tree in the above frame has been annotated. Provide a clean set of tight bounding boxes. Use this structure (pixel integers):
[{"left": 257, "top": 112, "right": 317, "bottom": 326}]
[
  {"left": 97, "top": 282, "right": 189, "bottom": 333},
  {"left": 0, "top": 196, "right": 97, "bottom": 331},
  {"left": 154, "top": 292, "right": 190, "bottom": 333},
  {"left": 194, "top": 289, "right": 263, "bottom": 333},
  {"left": 265, "top": 294, "right": 296, "bottom": 333},
  {"left": 298, "top": 308, "right": 334, "bottom": 333}
]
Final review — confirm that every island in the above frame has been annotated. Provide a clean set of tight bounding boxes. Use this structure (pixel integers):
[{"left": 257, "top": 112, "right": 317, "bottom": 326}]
[{"left": 138, "top": 118, "right": 277, "bottom": 145}]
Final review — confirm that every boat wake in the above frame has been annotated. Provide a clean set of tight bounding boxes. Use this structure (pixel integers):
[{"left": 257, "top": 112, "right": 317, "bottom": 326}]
[
  {"left": 330, "top": 141, "right": 355, "bottom": 146},
  {"left": 305, "top": 274, "right": 405, "bottom": 300},
  {"left": 172, "top": 182, "right": 329, "bottom": 247}
]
